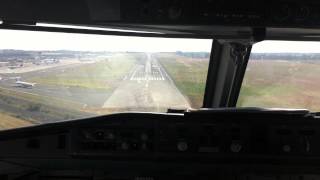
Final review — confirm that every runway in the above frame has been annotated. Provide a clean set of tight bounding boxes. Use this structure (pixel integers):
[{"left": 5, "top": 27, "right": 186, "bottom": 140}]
[{"left": 102, "top": 53, "right": 190, "bottom": 111}]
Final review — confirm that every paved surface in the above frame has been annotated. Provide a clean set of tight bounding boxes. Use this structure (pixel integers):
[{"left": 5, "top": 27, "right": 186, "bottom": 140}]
[{"left": 103, "top": 53, "right": 190, "bottom": 111}]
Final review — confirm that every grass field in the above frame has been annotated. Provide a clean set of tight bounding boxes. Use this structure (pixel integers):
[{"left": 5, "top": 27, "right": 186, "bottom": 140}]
[
  {"left": 0, "top": 87, "right": 93, "bottom": 123},
  {"left": 158, "top": 54, "right": 320, "bottom": 111},
  {"left": 3, "top": 54, "right": 140, "bottom": 123},
  {"left": 30, "top": 54, "right": 137, "bottom": 91},
  {"left": 0, "top": 53, "right": 139, "bottom": 130},
  {"left": 157, "top": 53, "right": 209, "bottom": 108},
  {"left": 0, "top": 90, "right": 93, "bottom": 129},
  {"left": 0, "top": 112, "right": 33, "bottom": 130},
  {"left": 238, "top": 60, "right": 320, "bottom": 111}
]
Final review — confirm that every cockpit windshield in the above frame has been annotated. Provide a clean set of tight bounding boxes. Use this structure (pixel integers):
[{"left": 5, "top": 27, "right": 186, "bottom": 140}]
[{"left": 0, "top": 29, "right": 212, "bottom": 130}]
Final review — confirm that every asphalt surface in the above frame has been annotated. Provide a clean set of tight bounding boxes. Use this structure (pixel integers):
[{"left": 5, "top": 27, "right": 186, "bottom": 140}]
[{"left": 103, "top": 53, "right": 190, "bottom": 111}]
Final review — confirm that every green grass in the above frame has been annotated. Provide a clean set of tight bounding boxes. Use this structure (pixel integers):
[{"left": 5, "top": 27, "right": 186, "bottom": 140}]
[
  {"left": 30, "top": 54, "right": 136, "bottom": 90},
  {"left": 157, "top": 53, "right": 209, "bottom": 108},
  {"left": 0, "top": 87, "right": 92, "bottom": 123},
  {"left": 0, "top": 86, "right": 84, "bottom": 110},
  {"left": 237, "top": 84, "right": 299, "bottom": 107},
  {"left": 238, "top": 60, "right": 320, "bottom": 111},
  {"left": 0, "top": 111, "right": 33, "bottom": 130},
  {"left": 158, "top": 55, "right": 320, "bottom": 111},
  {"left": 0, "top": 53, "right": 147, "bottom": 126}
]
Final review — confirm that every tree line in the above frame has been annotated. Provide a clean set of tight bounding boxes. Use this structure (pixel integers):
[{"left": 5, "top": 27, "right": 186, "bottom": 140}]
[
  {"left": 251, "top": 53, "right": 320, "bottom": 60},
  {"left": 176, "top": 51, "right": 210, "bottom": 58}
]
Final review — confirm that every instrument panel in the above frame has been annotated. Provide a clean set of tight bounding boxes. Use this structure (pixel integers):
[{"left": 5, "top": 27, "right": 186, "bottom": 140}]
[
  {"left": 69, "top": 111, "right": 320, "bottom": 160},
  {"left": 1, "top": 109, "right": 320, "bottom": 179}
]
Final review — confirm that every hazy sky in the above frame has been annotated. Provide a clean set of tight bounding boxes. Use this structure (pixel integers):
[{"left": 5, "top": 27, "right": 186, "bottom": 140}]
[
  {"left": 0, "top": 29, "right": 212, "bottom": 52},
  {"left": 1, "top": 28, "right": 320, "bottom": 53},
  {"left": 252, "top": 40, "right": 320, "bottom": 53}
]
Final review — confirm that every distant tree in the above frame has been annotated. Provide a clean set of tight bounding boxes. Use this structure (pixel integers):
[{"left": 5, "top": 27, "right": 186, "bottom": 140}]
[{"left": 175, "top": 51, "right": 210, "bottom": 58}]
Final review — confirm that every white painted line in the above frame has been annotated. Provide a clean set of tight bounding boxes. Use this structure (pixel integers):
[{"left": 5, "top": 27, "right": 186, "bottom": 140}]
[
  {"left": 130, "top": 66, "right": 139, "bottom": 80},
  {"left": 158, "top": 67, "right": 165, "bottom": 80}
]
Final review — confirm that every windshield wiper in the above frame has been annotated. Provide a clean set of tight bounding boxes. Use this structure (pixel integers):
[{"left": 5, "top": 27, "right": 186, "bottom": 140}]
[{"left": 167, "top": 108, "right": 189, "bottom": 114}]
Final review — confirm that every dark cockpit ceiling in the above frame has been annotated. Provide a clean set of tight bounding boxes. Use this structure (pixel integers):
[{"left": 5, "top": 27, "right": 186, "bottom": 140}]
[{"left": 1, "top": 0, "right": 320, "bottom": 41}]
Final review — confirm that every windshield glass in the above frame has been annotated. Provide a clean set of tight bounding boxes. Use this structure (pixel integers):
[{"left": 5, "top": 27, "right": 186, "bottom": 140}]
[
  {"left": 238, "top": 40, "right": 320, "bottom": 111},
  {"left": 0, "top": 29, "right": 211, "bottom": 130}
]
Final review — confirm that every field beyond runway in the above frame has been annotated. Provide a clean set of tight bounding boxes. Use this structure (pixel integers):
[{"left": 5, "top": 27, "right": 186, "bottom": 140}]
[
  {"left": 238, "top": 60, "right": 320, "bottom": 111},
  {"left": 0, "top": 54, "right": 135, "bottom": 124}
]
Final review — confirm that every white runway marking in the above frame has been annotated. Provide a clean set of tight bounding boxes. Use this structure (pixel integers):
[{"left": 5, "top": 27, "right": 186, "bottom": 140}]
[
  {"left": 129, "top": 55, "right": 166, "bottom": 81},
  {"left": 102, "top": 53, "right": 190, "bottom": 109},
  {"left": 129, "top": 66, "right": 140, "bottom": 80}
]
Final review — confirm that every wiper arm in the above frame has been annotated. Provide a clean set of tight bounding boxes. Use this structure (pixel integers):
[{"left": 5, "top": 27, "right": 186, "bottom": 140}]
[{"left": 167, "top": 108, "right": 189, "bottom": 114}]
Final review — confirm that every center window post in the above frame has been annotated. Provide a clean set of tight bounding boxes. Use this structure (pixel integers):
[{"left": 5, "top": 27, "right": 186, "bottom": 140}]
[{"left": 203, "top": 39, "right": 253, "bottom": 108}]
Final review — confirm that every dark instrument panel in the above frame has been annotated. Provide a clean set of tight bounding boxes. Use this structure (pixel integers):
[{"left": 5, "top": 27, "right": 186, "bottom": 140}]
[
  {"left": 71, "top": 110, "right": 320, "bottom": 159},
  {"left": 1, "top": 109, "right": 320, "bottom": 179}
]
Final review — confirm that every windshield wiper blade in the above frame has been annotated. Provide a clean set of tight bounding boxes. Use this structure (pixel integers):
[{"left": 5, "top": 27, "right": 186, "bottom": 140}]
[{"left": 167, "top": 108, "right": 188, "bottom": 114}]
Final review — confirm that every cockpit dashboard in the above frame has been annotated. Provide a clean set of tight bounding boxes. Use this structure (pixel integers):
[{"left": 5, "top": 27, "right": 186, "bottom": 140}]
[{"left": 0, "top": 109, "right": 320, "bottom": 179}]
